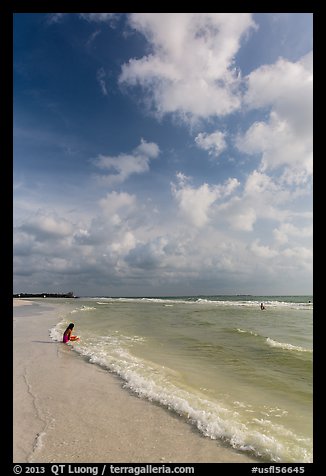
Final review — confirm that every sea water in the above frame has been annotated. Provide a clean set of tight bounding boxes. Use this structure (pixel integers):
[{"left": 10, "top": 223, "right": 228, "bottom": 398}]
[{"left": 50, "top": 296, "right": 313, "bottom": 463}]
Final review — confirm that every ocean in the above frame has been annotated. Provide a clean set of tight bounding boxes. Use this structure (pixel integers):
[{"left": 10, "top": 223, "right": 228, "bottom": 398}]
[{"left": 49, "top": 295, "right": 313, "bottom": 463}]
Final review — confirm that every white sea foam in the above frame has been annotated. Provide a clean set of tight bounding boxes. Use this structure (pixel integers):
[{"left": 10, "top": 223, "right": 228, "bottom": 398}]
[
  {"left": 48, "top": 295, "right": 312, "bottom": 464},
  {"left": 89, "top": 296, "right": 312, "bottom": 310},
  {"left": 49, "top": 326, "right": 64, "bottom": 342},
  {"left": 49, "top": 321, "right": 312, "bottom": 463},
  {"left": 235, "top": 330, "right": 312, "bottom": 354},
  {"left": 70, "top": 305, "right": 96, "bottom": 314},
  {"left": 236, "top": 328, "right": 259, "bottom": 337},
  {"left": 266, "top": 338, "right": 312, "bottom": 353}
]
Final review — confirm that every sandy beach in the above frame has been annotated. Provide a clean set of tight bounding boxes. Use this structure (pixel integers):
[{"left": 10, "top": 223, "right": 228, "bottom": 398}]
[{"left": 13, "top": 298, "right": 258, "bottom": 463}]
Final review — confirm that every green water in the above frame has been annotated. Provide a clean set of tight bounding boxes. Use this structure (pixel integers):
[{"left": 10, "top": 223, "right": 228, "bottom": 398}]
[{"left": 51, "top": 296, "right": 313, "bottom": 462}]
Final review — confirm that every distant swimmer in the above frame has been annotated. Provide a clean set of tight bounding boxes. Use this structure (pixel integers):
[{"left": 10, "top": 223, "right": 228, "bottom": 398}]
[
  {"left": 63, "top": 323, "right": 79, "bottom": 343},
  {"left": 260, "top": 303, "right": 266, "bottom": 310}
]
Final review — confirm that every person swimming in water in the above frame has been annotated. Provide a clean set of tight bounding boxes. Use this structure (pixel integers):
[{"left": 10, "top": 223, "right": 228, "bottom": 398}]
[
  {"left": 260, "top": 303, "right": 266, "bottom": 310},
  {"left": 63, "top": 323, "right": 79, "bottom": 343}
]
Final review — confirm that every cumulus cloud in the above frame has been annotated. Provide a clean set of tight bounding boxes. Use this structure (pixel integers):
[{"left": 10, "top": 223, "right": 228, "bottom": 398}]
[
  {"left": 14, "top": 230, "right": 36, "bottom": 256},
  {"left": 237, "top": 53, "right": 313, "bottom": 178},
  {"left": 98, "top": 190, "right": 137, "bottom": 228},
  {"left": 111, "top": 231, "right": 137, "bottom": 255},
  {"left": 281, "top": 245, "right": 312, "bottom": 264},
  {"left": 125, "top": 237, "right": 168, "bottom": 270},
  {"left": 172, "top": 182, "right": 219, "bottom": 228},
  {"left": 93, "top": 139, "right": 160, "bottom": 185},
  {"left": 13, "top": 185, "right": 312, "bottom": 294},
  {"left": 273, "top": 222, "right": 312, "bottom": 244},
  {"left": 14, "top": 14, "right": 312, "bottom": 295},
  {"left": 171, "top": 173, "right": 239, "bottom": 227},
  {"left": 244, "top": 53, "right": 312, "bottom": 126},
  {"left": 20, "top": 212, "right": 74, "bottom": 241},
  {"left": 243, "top": 170, "right": 291, "bottom": 207},
  {"left": 218, "top": 167, "right": 309, "bottom": 233},
  {"left": 210, "top": 164, "right": 311, "bottom": 235},
  {"left": 119, "top": 13, "right": 256, "bottom": 123},
  {"left": 222, "top": 198, "right": 257, "bottom": 231},
  {"left": 236, "top": 111, "right": 312, "bottom": 176},
  {"left": 250, "top": 239, "right": 278, "bottom": 259},
  {"left": 195, "top": 130, "right": 227, "bottom": 157}
]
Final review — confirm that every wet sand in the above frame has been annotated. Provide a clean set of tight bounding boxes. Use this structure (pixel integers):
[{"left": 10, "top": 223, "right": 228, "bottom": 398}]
[{"left": 13, "top": 299, "right": 258, "bottom": 463}]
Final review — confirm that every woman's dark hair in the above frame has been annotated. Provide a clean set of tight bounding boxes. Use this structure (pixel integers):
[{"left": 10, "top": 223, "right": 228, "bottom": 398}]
[{"left": 67, "top": 323, "right": 74, "bottom": 329}]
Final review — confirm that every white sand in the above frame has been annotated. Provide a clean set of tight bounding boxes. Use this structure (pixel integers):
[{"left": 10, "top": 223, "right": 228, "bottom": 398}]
[
  {"left": 13, "top": 299, "right": 258, "bottom": 463},
  {"left": 13, "top": 299, "right": 34, "bottom": 306}
]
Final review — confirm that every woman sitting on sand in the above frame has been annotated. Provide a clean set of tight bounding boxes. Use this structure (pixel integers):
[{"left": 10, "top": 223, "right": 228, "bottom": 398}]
[{"left": 63, "top": 323, "right": 79, "bottom": 343}]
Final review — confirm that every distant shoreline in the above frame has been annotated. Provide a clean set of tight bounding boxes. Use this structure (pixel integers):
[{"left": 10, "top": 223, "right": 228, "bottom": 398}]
[{"left": 13, "top": 292, "right": 78, "bottom": 298}]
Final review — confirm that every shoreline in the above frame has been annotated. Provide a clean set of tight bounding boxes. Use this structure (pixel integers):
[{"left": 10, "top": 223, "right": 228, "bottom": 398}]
[{"left": 13, "top": 299, "right": 259, "bottom": 463}]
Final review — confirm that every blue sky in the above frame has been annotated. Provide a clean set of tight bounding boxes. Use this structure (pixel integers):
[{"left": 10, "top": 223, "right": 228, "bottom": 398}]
[{"left": 13, "top": 13, "right": 313, "bottom": 296}]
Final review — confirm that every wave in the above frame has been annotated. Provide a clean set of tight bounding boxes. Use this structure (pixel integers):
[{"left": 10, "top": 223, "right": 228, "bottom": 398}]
[
  {"left": 196, "top": 299, "right": 312, "bottom": 310},
  {"left": 235, "top": 329, "right": 312, "bottom": 354},
  {"left": 90, "top": 296, "right": 312, "bottom": 310},
  {"left": 49, "top": 321, "right": 312, "bottom": 463},
  {"left": 70, "top": 305, "right": 97, "bottom": 313},
  {"left": 266, "top": 338, "right": 312, "bottom": 353},
  {"left": 236, "top": 328, "right": 259, "bottom": 337}
]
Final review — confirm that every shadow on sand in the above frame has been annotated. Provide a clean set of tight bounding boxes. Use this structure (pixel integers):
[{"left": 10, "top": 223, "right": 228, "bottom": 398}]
[{"left": 32, "top": 340, "right": 59, "bottom": 344}]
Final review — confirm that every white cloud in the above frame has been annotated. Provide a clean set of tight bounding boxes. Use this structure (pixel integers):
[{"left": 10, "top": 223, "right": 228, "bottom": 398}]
[
  {"left": 125, "top": 237, "right": 168, "bottom": 270},
  {"left": 224, "top": 199, "right": 257, "bottom": 231},
  {"left": 237, "top": 53, "right": 313, "bottom": 177},
  {"left": 172, "top": 182, "right": 219, "bottom": 227},
  {"left": 13, "top": 13, "right": 313, "bottom": 296},
  {"left": 96, "top": 67, "right": 108, "bottom": 96},
  {"left": 79, "top": 13, "right": 118, "bottom": 23},
  {"left": 216, "top": 169, "right": 303, "bottom": 232},
  {"left": 99, "top": 191, "right": 136, "bottom": 217},
  {"left": 250, "top": 240, "right": 278, "bottom": 259},
  {"left": 281, "top": 246, "right": 312, "bottom": 263},
  {"left": 244, "top": 170, "right": 276, "bottom": 195},
  {"left": 243, "top": 170, "right": 290, "bottom": 207},
  {"left": 244, "top": 53, "right": 312, "bottom": 124},
  {"left": 48, "top": 13, "right": 119, "bottom": 26},
  {"left": 13, "top": 187, "right": 312, "bottom": 294},
  {"left": 86, "top": 29, "right": 101, "bottom": 48},
  {"left": 46, "top": 13, "right": 66, "bottom": 24},
  {"left": 14, "top": 230, "right": 36, "bottom": 256},
  {"left": 195, "top": 130, "right": 227, "bottom": 157},
  {"left": 273, "top": 222, "right": 312, "bottom": 244},
  {"left": 119, "top": 13, "right": 256, "bottom": 122},
  {"left": 111, "top": 231, "right": 137, "bottom": 255},
  {"left": 171, "top": 173, "right": 239, "bottom": 228},
  {"left": 236, "top": 111, "right": 312, "bottom": 176},
  {"left": 93, "top": 139, "right": 160, "bottom": 185},
  {"left": 20, "top": 212, "right": 74, "bottom": 241},
  {"left": 220, "top": 177, "right": 240, "bottom": 196},
  {"left": 135, "top": 139, "right": 160, "bottom": 158}
]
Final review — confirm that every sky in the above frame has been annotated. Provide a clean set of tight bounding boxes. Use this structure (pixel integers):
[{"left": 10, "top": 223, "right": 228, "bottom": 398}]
[{"left": 13, "top": 13, "right": 313, "bottom": 297}]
